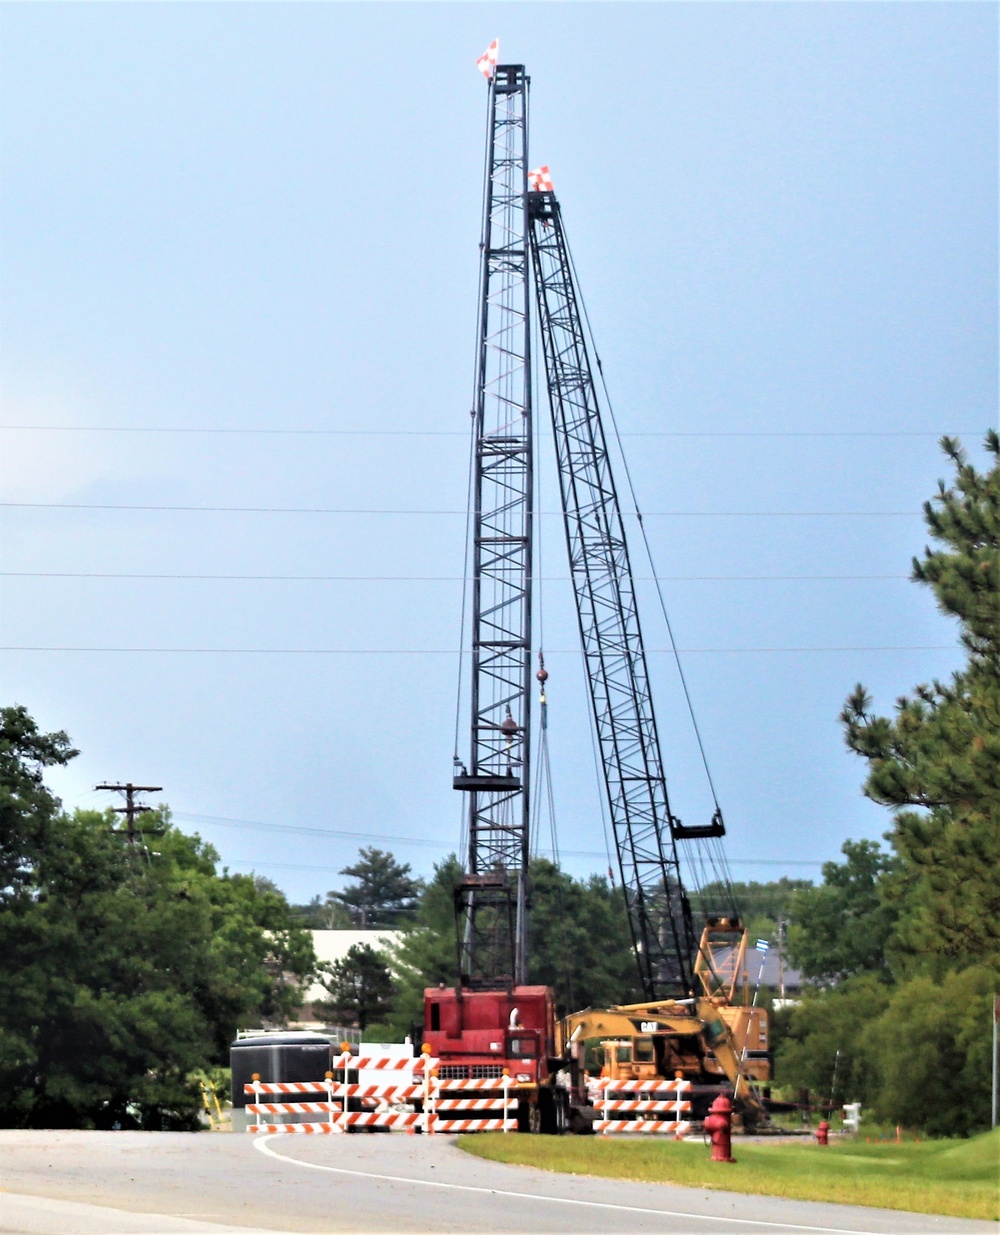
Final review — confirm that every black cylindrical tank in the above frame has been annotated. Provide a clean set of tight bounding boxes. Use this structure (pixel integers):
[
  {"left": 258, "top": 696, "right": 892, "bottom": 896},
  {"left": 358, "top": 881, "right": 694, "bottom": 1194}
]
[{"left": 230, "top": 1031, "right": 333, "bottom": 1109}]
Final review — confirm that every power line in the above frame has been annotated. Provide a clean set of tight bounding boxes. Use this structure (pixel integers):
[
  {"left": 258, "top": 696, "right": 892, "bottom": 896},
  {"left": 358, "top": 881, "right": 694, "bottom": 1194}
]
[
  {"left": 0, "top": 501, "right": 921, "bottom": 516},
  {"left": 0, "top": 424, "right": 979, "bottom": 438},
  {"left": 176, "top": 812, "right": 447, "bottom": 850},
  {"left": 0, "top": 571, "right": 910, "bottom": 581},
  {"left": 173, "top": 812, "right": 823, "bottom": 868},
  {"left": 1, "top": 644, "right": 956, "bottom": 654},
  {"left": 223, "top": 855, "right": 824, "bottom": 875}
]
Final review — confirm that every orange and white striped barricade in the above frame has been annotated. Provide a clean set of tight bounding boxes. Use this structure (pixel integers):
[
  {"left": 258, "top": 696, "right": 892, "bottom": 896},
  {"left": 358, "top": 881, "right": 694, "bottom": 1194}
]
[
  {"left": 244, "top": 1073, "right": 341, "bottom": 1134},
  {"left": 427, "top": 1071, "right": 516, "bottom": 1133},
  {"left": 594, "top": 1077, "right": 692, "bottom": 1138},
  {"left": 327, "top": 1048, "right": 439, "bottom": 1134}
]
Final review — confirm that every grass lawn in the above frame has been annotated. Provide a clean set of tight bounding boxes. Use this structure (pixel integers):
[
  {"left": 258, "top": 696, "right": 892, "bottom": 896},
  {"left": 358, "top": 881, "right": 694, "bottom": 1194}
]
[{"left": 457, "top": 1127, "right": 1000, "bottom": 1222}]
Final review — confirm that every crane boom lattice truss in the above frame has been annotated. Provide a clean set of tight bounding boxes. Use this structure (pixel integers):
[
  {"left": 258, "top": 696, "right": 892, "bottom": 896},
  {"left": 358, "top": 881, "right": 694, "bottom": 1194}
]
[
  {"left": 527, "top": 190, "right": 704, "bottom": 1000},
  {"left": 453, "top": 64, "right": 534, "bottom": 990}
]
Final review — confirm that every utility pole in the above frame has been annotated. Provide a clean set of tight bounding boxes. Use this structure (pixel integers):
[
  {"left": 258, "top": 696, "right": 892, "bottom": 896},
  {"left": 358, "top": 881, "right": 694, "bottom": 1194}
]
[
  {"left": 95, "top": 782, "right": 163, "bottom": 844},
  {"left": 777, "top": 916, "right": 786, "bottom": 1000}
]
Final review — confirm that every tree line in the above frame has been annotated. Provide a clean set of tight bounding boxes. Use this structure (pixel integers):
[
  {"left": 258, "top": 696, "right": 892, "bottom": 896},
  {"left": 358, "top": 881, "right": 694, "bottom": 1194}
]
[
  {"left": 0, "top": 707, "right": 315, "bottom": 1129},
  {"left": 305, "top": 849, "right": 647, "bottom": 1034}
]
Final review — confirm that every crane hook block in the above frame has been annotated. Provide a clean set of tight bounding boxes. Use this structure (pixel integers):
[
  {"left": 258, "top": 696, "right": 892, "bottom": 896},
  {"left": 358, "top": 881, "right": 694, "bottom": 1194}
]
[{"left": 670, "top": 809, "right": 726, "bottom": 840}]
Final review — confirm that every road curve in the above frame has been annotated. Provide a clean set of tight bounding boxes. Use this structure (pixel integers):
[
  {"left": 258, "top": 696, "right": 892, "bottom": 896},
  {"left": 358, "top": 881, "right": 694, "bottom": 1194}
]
[{"left": 0, "top": 1130, "right": 990, "bottom": 1235}]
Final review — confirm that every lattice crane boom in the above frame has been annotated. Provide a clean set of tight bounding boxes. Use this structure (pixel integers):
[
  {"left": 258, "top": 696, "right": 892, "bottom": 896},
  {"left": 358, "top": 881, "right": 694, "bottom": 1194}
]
[
  {"left": 527, "top": 188, "right": 724, "bottom": 1000},
  {"left": 452, "top": 63, "right": 534, "bottom": 990}
]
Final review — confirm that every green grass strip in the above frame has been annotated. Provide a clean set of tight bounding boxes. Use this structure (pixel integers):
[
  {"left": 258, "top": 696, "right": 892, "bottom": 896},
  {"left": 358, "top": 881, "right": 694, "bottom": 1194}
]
[{"left": 457, "top": 1128, "right": 1000, "bottom": 1222}]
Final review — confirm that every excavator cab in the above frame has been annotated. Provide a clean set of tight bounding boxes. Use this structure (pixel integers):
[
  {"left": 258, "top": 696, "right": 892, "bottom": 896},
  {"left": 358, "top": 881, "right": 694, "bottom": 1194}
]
[{"left": 597, "top": 1037, "right": 658, "bottom": 1082}]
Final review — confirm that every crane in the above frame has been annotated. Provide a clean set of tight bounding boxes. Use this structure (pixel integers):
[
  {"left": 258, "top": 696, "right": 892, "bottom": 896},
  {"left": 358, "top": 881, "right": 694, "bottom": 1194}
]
[{"left": 424, "top": 53, "right": 769, "bottom": 1133}]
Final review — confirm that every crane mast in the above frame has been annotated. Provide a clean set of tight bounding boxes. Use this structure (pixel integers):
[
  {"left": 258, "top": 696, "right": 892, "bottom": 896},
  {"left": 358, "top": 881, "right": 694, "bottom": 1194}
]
[
  {"left": 527, "top": 188, "right": 723, "bottom": 1000},
  {"left": 453, "top": 64, "right": 534, "bottom": 990}
]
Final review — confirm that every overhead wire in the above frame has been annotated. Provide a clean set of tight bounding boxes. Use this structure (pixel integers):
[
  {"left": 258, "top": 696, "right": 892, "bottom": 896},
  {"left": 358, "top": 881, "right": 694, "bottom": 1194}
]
[
  {"left": 158, "top": 809, "right": 826, "bottom": 866},
  {"left": 0, "top": 424, "right": 979, "bottom": 438},
  {"left": 0, "top": 501, "right": 922, "bottom": 516},
  {"left": 217, "top": 854, "right": 822, "bottom": 876},
  {"left": 567, "top": 230, "right": 724, "bottom": 819},
  {"left": 0, "top": 571, "right": 911, "bottom": 581},
  {"left": 1, "top": 643, "right": 955, "bottom": 654},
  {"left": 529, "top": 304, "right": 562, "bottom": 871}
]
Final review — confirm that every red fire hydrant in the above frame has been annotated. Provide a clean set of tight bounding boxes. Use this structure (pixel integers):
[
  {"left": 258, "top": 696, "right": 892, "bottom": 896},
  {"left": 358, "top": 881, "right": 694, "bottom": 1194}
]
[
  {"left": 816, "top": 1120, "right": 830, "bottom": 1146},
  {"left": 704, "top": 1094, "right": 735, "bottom": 1163}
]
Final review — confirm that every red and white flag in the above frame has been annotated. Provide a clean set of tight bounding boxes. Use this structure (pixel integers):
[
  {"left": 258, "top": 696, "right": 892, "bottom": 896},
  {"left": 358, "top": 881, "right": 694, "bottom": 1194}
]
[
  {"left": 528, "top": 165, "right": 553, "bottom": 192},
  {"left": 476, "top": 40, "right": 499, "bottom": 79}
]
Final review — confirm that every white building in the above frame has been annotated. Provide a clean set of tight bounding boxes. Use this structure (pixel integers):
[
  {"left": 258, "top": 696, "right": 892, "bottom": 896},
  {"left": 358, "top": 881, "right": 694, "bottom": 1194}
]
[{"left": 300, "top": 928, "right": 403, "bottom": 1006}]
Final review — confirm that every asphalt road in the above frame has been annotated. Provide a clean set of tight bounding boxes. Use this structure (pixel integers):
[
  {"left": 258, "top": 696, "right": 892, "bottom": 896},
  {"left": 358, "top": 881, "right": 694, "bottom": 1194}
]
[{"left": 0, "top": 1131, "right": 992, "bottom": 1235}]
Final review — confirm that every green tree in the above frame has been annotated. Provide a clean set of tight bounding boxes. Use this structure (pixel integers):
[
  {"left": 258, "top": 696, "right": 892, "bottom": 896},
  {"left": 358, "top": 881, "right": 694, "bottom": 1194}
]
[
  {"left": 329, "top": 846, "right": 423, "bottom": 928},
  {"left": 841, "top": 432, "right": 1000, "bottom": 971},
  {"left": 387, "top": 854, "right": 463, "bottom": 1037},
  {"left": 527, "top": 859, "right": 639, "bottom": 1015},
  {"left": 317, "top": 944, "right": 394, "bottom": 1032},
  {"left": 1, "top": 705, "right": 77, "bottom": 900},
  {"left": 774, "top": 975, "right": 891, "bottom": 1110},
  {"left": 387, "top": 856, "right": 641, "bottom": 1033},
  {"left": 697, "top": 876, "right": 813, "bottom": 951},
  {"left": 0, "top": 710, "right": 316, "bottom": 1128},
  {"left": 289, "top": 895, "right": 353, "bottom": 929},
  {"left": 864, "top": 965, "right": 995, "bottom": 1137},
  {"left": 785, "top": 840, "right": 898, "bottom": 984}
]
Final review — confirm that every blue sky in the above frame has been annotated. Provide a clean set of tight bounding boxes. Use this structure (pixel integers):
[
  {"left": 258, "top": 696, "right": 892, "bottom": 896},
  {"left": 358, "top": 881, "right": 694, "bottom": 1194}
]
[{"left": 2, "top": 3, "right": 996, "bottom": 906}]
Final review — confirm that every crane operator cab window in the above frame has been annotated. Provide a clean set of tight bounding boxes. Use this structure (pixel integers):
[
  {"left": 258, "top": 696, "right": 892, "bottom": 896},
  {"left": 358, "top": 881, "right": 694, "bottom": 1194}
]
[{"left": 507, "top": 1035, "right": 537, "bottom": 1057}]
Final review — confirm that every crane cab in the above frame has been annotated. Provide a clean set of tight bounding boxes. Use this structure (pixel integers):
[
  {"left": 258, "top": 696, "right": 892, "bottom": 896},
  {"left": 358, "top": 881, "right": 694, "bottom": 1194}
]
[{"left": 422, "top": 985, "right": 555, "bottom": 1084}]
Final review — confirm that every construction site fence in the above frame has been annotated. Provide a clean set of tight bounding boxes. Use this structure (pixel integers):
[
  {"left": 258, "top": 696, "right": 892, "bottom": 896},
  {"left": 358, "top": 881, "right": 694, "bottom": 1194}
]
[
  {"left": 244, "top": 1052, "right": 517, "bottom": 1135},
  {"left": 592, "top": 1077, "right": 693, "bottom": 1137}
]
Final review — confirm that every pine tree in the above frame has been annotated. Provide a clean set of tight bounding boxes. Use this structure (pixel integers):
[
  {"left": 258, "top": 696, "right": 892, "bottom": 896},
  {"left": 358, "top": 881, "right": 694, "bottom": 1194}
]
[
  {"left": 526, "top": 859, "right": 640, "bottom": 1014},
  {"left": 317, "top": 944, "right": 394, "bottom": 1032},
  {"left": 841, "top": 431, "right": 999, "bottom": 970},
  {"left": 385, "top": 855, "right": 463, "bottom": 1037},
  {"left": 328, "top": 847, "right": 423, "bottom": 928}
]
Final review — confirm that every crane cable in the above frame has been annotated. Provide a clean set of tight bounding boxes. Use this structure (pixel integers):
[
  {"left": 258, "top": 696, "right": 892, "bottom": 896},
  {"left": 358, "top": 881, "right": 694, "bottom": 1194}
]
[{"left": 529, "top": 312, "right": 560, "bottom": 868}]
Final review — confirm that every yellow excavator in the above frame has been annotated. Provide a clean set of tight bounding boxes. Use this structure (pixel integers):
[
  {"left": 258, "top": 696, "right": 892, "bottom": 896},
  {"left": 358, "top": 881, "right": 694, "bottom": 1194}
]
[{"left": 557, "top": 919, "right": 772, "bottom": 1131}]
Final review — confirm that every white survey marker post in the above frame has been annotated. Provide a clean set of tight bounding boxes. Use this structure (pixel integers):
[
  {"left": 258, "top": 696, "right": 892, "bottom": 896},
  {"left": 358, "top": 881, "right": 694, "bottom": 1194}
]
[{"left": 987, "top": 992, "right": 992, "bottom": 1131}]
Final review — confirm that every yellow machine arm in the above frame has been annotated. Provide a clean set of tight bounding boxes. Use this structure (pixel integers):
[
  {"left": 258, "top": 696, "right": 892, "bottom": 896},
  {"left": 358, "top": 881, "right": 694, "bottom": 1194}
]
[{"left": 557, "top": 1004, "right": 703, "bottom": 1050}]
